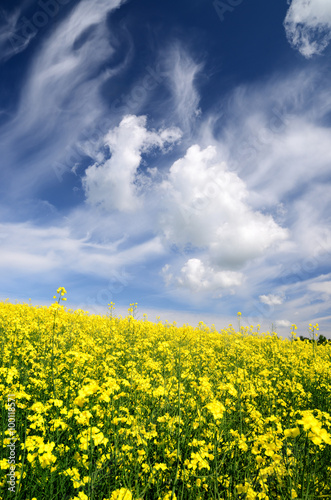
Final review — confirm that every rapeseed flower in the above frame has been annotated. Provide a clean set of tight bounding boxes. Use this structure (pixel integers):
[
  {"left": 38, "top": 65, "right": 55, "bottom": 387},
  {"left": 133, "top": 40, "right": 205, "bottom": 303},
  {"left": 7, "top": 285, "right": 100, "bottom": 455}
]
[
  {"left": 108, "top": 488, "right": 132, "bottom": 500},
  {"left": 205, "top": 400, "right": 225, "bottom": 420},
  {"left": 71, "top": 492, "right": 89, "bottom": 500}
]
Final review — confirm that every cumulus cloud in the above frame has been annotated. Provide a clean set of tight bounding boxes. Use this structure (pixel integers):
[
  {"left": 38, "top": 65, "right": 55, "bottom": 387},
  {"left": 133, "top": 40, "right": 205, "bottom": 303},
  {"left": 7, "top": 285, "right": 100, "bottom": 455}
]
[
  {"left": 259, "top": 294, "right": 284, "bottom": 306},
  {"left": 83, "top": 115, "right": 181, "bottom": 212},
  {"left": 176, "top": 258, "right": 243, "bottom": 294},
  {"left": 156, "top": 142, "right": 288, "bottom": 295},
  {"left": 201, "top": 70, "right": 331, "bottom": 287},
  {"left": 159, "top": 144, "right": 288, "bottom": 270},
  {"left": 284, "top": 0, "right": 331, "bottom": 57}
]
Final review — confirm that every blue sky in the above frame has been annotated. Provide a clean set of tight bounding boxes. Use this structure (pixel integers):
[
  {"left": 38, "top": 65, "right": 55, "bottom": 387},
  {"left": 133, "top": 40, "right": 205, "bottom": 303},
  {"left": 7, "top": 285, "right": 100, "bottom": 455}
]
[{"left": 1, "top": 0, "right": 331, "bottom": 336}]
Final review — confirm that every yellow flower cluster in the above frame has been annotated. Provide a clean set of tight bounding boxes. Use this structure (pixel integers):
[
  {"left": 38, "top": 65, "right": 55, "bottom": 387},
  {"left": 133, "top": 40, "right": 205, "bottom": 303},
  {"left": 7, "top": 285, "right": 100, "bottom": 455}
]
[
  {"left": 297, "top": 411, "right": 331, "bottom": 446},
  {"left": 0, "top": 292, "right": 331, "bottom": 499}
]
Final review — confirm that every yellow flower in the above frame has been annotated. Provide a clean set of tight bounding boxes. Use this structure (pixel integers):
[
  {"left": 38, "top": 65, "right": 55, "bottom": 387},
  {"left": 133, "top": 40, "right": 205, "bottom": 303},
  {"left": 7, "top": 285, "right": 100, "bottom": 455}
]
[
  {"left": 74, "top": 396, "right": 86, "bottom": 408},
  {"left": 153, "top": 386, "right": 165, "bottom": 397},
  {"left": 71, "top": 493, "right": 89, "bottom": 500},
  {"left": 284, "top": 427, "right": 300, "bottom": 438},
  {"left": 109, "top": 489, "right": 132, "bottom": 500},
  {"left": 161, "top": 493, "right": 177, "bottom": 500},
  {"left": 141, "top": 463, "right": 150, "bottom": 473},
  {"left": 39, "top": 453, "right": 57, "bottom": 468},
  {"left": 0, "top": 459, "right": 9, "bottom": 470},
  {"left": 205, "top": 400, "right": 225, "bottom": 420},
  {"left": 27, "top": 452, "right": 37, "bottom": 463},
  {"left": 153, "top": 463, "right": 168, "bottom": 471}
]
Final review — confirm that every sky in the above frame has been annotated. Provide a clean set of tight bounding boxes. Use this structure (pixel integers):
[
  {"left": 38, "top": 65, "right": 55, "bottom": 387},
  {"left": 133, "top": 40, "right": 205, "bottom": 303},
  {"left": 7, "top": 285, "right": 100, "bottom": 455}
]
[{"left": 0, "top": 0, "right": 331, "bottom": 337}]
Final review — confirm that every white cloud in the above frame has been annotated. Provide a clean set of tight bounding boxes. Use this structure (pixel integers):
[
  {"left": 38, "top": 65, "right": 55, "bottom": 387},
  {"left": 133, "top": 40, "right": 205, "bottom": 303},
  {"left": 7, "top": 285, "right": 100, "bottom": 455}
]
[
  {"left": 0, "top": 221, "right": 165, "bottom": 281},
  {"left": 275, "top": 319, "right": 291, "bottom": 328},
  {"left": 159, "top": 144, "right": 288, "bottom": 270},
  {"left": 156, "top": 141, "right": 288, "bottom": 295},
  {"left": 176, "top": 258, "right": 243, "bottom": 294},
  {"left": 284, "top": 0, "right": 331, "bottom": 57},
  {"left": 212, "top": 72, "right": 331, "bottom": 206},
  {"left": 83, "top": 115, "right": 181, "bottom": 212},
  {"left": 199, "top": 70, "right": 331, "bottom": 286},
  {"left": 18, "top": 0, "right": 127, "bottom": 128},
  {"left": 165, "top": 45, "right": 202, "bottom": 130},
  {"left": 259, "top": 294, "right": 284, "bottom": 306},
  {"left": 245, "top": 120, "right": 331, "bottom": 205},
  {"left": 308, "top": 280, "right": 331, "bottom": 295}
]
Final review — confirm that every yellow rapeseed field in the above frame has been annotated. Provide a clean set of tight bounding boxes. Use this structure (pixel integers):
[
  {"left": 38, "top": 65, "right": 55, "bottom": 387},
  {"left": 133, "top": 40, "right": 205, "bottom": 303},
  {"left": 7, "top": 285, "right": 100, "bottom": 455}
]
[{"left": 1, "top": 288, "right": 331, "bottom": 499}]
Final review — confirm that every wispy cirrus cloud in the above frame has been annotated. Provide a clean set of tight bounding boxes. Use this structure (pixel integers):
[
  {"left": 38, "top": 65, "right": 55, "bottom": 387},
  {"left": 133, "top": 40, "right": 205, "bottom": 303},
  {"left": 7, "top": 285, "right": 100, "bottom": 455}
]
[
  {"left": 0, "top": 7, "right": 28, "bottom": 62},
  {"left": 164, "top": 45, "right": 202, "bottom": 132},
  {"left": 0, "top": 0, "right": 128, "bottom": 200},
  {"left": 0, "top": 219, "right": 164, "bottom": 283},
  {"left": 0, "top": 0, "right": 78, "bottom": 62}
]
